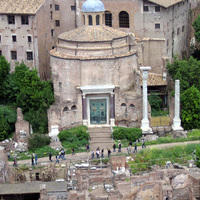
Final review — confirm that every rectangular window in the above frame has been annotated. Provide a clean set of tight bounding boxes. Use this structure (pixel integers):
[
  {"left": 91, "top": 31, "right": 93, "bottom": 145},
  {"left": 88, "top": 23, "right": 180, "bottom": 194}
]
[
  {"left": 0, "top": 35, "right": 1, "bottom": 42},
  {"left": 155, "top": 23, "right": 160, "bottom": 29},
  {"left": 11, "top": 51, "right": 17, "bottom": 60},
  {"left": 55, "top": 20, "right": 60, "bottom": 27},
  {"left": 143, "top": 6, "right": 149, "bottom": 12},
  {"left": 8, "top": 15, "right": 15, "bottom": 24},
  {"left": 21, "top": 16, "right": 29, "bottom": 25},
  {"left": 55, "top": 5, "right": 59, "bottom": 11},
  {"left": 182, "top": 25, "right": 185, "bottom": 32},
  {"left": 155, "top": 6, "right": 160, "bottom": 12},
  {"left": 27, "top": 52, "right": 33, "bottom": 60},
  {"left": 50, "top": 11, "right": 53, "bottom": 20},
  {"left": 71, "top": 5, "right": 75, "bottom": 11},
  {"left": 50, "top": 4, "right": 52, "bottom": 9},
  {"left": 28, "top": 36, "right": 32, "bottom": 43},
  {"left": 51, "top": 29, "right": 54, "bottom": 37},
  {"left": 12, "top": 35, "right": 17, "bottom": 42},
  {"left": 0, "top": 50, "right": 2, "bottom": 56}
]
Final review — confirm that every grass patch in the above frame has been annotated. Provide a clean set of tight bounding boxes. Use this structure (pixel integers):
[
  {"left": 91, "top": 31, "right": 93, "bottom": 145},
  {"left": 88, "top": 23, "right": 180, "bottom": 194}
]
[{"left": 128, "top": 143, "right": 199, "bottom": 174}]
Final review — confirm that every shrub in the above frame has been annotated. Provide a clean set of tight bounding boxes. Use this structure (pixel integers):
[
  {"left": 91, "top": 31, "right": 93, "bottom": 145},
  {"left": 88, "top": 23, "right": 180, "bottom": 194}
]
[
  {"left": 112, "top": 127, "right": 142, "bottom": 142},
  {"left": 28, "top": 133, "right": 50, "bottom": 151},
  {"left": 58, "top": 126, "right": 89, "bottom": 150}
]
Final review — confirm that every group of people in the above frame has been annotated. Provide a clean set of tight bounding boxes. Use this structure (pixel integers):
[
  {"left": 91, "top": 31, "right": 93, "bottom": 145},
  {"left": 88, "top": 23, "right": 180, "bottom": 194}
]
[
  {"left": 31, "top": 153, "right": 38, "bottom": 166},
  {"left": 90, "top": 147, "right": 111, "bottom": 159}
]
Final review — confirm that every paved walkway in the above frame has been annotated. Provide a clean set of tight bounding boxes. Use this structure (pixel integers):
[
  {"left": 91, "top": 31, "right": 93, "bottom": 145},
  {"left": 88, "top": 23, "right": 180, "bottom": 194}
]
[{"left": 8, "top": 140, "right": 200, "bottom": 166}]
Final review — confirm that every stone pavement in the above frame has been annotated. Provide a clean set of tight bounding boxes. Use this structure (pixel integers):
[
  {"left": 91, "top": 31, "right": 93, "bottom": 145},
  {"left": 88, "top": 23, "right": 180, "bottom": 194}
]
[{"left": 8, "top": 140, "right": 200, "bottom": 166}]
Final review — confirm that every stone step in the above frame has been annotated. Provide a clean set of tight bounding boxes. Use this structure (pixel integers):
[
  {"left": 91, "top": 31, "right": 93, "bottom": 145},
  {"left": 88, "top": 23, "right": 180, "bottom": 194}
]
[
  {"left": 88, "top": 127, "right": 111, "bottom": 132},
  {"left": 89, "top": 133, "right": 111, "bottom": 137},
  {"left": 90, "top": 138, "right": 112, "bottom": 143}
]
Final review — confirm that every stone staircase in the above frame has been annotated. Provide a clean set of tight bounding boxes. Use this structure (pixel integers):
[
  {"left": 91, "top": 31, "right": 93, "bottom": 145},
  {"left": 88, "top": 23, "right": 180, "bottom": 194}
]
[{"left": 88, "top": 127, "right": 113, "bottom": 151}]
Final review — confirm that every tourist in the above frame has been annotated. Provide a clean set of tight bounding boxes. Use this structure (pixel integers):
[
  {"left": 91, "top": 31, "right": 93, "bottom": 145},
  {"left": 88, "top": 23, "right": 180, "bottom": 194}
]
[
  {"left": 35, "top": 154, "right": 38, "bottom": 165},
  {"left": 129, "top": 141, "right": 132, "bottom": 147},
  {"left": 49, "top": 152, "right": 52, "bottom": 161},
  {"left": 71, "top": 148, "right": 75, "bottom": 156},
  {"left": 31, "top": 154, "right": 34, "bottom": 166},
  {"left": 61, "top": 149, "right": 65, "bottom": 160},
  {"left": 101, "top": 149, "right": 104, "bottom": 158},
  {"left": 133, "top": 142, "right": 137, "bottom": 153},
  {"left": 91, "top": 150, "right": 94, "bottom": 159},
  {"left": 113, "top": 143, "right": 116, "bottom": 152},
  {"left": 142, "top": 139, "right": 146, "bottom": 148},
  {"left": 108, "top": 149, "right": 111, "bottom": 157},
  {"left": 86, "top": 144, "right": 90, "bottom": 153},
  {"left": 13, "top": 157, "right": 17, "bottom": 167},
  {"left": 127, "top": 145, "right": 131, "bottom": 154},
  {"left": 118, "top": 141, "right": 121, "bottom": 152},
  {"left": 96, "top": 148, "right": 100, "bottom": 158},
  {"left": 55, "top": 154, "right": 59, "bottom": 164}
]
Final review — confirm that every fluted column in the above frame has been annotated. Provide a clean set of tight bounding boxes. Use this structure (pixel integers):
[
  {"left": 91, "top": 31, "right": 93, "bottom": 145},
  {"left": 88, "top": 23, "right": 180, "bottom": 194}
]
[
  {"left": 140, "top": 66, "right": 152, "bottom": 134},
  {"left": 82, "top": 94, "right": 88, "bottom": 125},
  {"left": 172, "top": 80, "right": 183, "bottom": 130},
  {"left": 110, "top": 92, "right": 115, "bottom": 126}
]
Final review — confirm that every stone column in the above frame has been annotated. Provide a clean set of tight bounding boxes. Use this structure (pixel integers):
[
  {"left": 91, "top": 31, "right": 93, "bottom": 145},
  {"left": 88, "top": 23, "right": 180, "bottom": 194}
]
[
  {"left": 140, "top": 66, "right": 153, "bottom": 134},
  {"left": 172, "top": 80, "right": 183, "bottom": 130},
  {"left": 110, "top": 92, "right": 115, "bottom": 126},
  {"left": 82, "top": 94, "right": 88, "bottom": 125}
]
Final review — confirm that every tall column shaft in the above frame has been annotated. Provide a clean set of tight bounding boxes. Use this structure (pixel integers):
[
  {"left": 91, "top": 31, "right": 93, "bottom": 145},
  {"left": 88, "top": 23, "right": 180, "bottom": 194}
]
[
  {"left": 172, "top": 80, "right": 183, "bottom": 130},
  {"left": 140, "top": 66, "right": 152, "bottom": 134}
]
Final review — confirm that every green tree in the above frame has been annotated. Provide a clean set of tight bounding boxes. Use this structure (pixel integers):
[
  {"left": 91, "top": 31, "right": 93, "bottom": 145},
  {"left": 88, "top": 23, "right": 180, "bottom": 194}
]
[
  {"left": 148, "top": 93, "right": 163, "bottom": 116},
  {"left": 24, "top": 108, "right": 48, "bottom": 133},
  {"left": 0, "top": 55, "right": 10, "bottom": 83},
  {"left": 181, "top": 85, "right": 200, "bottom": 130},
  {"left": 167, "top": 57, "right": 200, "bottom": 92},
  {"left": 193, "top": 15, "right": 200, "bottom": 43},
  {"left": 0, "top": 111, "right": 9, "bottom": 140},
  {"left": 0, "top": 106, "right": 17, "bottom": 135}
]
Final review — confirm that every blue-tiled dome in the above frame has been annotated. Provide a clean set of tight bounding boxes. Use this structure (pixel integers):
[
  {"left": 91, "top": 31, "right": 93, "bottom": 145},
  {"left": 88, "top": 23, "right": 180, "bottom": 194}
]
[{"left": 82, "top": 0, "right": 105, "bottom": 12}]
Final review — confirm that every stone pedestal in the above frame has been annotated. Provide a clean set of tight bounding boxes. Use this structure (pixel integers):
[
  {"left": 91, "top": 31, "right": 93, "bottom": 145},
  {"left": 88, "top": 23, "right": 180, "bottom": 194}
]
[
  {"left": 172, "top": 80, "right": 183, "bottom": 131},
  {"left": 140, "top": 67, "right": 153, "bottom": 134}
]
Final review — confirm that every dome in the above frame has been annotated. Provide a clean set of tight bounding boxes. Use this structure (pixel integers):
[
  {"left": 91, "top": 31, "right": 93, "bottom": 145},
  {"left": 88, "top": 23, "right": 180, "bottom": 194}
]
[{"left": 81, "top": 0, "right": 105, "bottom": 12}]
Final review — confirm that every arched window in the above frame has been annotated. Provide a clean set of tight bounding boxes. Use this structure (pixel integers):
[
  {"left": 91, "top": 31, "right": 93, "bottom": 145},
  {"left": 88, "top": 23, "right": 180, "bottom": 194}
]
[
  {"left": 63, "top": 107, "right": 69, "bottom": 112},
  {"left": 105, "top": 11, "right": 112, "bottom": 27},
  {"left": 130, "top": 104, "right": 135, "bottom": 108},
  {"left": 71, "top": 105, "right": 77, "bottom": 110},
  {"left": 121, "top": 103, "right": 126, "bottom": 107},
  {"left": 119, "top": 11, "right": 129, "bottom": 28},
  {"left": 96, "top": 15, "right": 100, "bottom": 25},
  {"left": 89, "top": 15, "right": 92, "bottom": 26}
]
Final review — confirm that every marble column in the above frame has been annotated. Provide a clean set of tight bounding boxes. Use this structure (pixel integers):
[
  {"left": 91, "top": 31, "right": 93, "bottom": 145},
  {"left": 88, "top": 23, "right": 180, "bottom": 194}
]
[
  {"left": 82, "top": 94, "right": 88, "bottom": 125},
  {"left": 140, "top": 66, "right": 153, "bottom": 134},
  {"left": 110, "top": 92, "right": 115, "bottom": 126},
  {"left": 172, "top": 80, "right": 183, "bottom": 130}
]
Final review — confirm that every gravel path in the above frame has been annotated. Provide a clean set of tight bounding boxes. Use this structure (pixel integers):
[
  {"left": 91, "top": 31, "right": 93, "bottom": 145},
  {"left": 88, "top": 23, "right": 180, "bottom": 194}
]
[{"left": 8, "top": 140, "right": 200, "bottom": 166}]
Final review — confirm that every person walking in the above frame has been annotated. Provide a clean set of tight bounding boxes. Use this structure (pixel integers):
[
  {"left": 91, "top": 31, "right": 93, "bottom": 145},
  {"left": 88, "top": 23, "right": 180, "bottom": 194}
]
[
  {"left": 31, "top": 155, "right": 34, "bottom": 166},
  {"left": 55, "top": 154, "right": 59, "bottom": 164},
  {"left": 13, "top": 157, "right": 17, "bottom": 167},
  {"left": 113, "top": 143, "right": 116, "bottom": 152},
  {"left": 108, "top": 149, "right": 111, "bottom": 157},
  {"left": 91, "top": 150, "right": 94, "bottom": 159},
  {"left": 118, "top": 142, "right": 121, "bottom": 152},
  {"left": 49, "top": 152, "right": 52, "bottom": 161},
  {"left": 142, "top": 139, "right": 146, "bottom": 148},
  {"left": 86, "top": 144, "right": 90, "bottom": 153},
  {"left": 96, "top": 148, "right": 100, "bottom": 158},
  {"left": 101, "top": 149, "right": 104, "bottom": 158},
  {"left": 35, "top": 154, "right": 38, "bottom": 165},
  {"left": 71, "top": 148, "right": 75, "bottom": 156},
  {"left": 133, "top": 142, "right": 137, "bottom": 153}
]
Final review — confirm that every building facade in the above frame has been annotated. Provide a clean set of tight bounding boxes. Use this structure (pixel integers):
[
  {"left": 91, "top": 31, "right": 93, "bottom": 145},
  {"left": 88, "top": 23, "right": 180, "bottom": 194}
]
[{"left": 0, "top": 0, "right": 195, "bottom": 79}]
